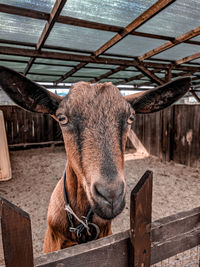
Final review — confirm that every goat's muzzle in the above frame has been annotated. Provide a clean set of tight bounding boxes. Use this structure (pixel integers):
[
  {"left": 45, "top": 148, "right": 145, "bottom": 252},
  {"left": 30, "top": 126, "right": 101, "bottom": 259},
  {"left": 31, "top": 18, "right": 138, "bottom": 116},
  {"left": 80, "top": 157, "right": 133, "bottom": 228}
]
[{"left": 91, "top": 179, "right": 125, "bottom": 220}]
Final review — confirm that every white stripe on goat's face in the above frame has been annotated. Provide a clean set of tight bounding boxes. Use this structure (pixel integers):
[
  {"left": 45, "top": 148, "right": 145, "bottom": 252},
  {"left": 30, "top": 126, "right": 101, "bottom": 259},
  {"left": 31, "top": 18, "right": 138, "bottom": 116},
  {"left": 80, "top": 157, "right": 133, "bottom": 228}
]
[{"left": 56, "top": 82, "right": 134, "bottom": 219}]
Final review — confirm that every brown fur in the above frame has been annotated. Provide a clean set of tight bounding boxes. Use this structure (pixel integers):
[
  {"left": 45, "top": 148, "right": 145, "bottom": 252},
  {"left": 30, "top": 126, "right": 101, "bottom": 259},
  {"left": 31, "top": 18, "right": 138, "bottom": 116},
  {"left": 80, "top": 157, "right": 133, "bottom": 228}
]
[{"left": 43, "top": 82, "right": 131, "bottom": 253}]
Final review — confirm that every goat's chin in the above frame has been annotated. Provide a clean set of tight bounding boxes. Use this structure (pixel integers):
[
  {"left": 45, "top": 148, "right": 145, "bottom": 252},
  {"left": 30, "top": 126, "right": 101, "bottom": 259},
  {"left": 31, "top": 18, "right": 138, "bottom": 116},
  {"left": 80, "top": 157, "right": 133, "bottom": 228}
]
[{"left": 90, "top": 198, "right": 125, "bottom": 220}]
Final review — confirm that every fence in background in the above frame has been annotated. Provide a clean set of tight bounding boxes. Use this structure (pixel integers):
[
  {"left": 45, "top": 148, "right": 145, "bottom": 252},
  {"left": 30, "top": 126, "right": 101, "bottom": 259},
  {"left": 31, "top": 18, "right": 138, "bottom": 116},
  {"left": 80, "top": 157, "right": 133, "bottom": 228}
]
[
  {"left": 0, "top": 105, "right": 63, "bottom": 147},
  {"left": 0, "top": 104, "right": 200, "bottom": 167},
  {"left": 133, "top": 104, "right": 200, "bottom": 167}
]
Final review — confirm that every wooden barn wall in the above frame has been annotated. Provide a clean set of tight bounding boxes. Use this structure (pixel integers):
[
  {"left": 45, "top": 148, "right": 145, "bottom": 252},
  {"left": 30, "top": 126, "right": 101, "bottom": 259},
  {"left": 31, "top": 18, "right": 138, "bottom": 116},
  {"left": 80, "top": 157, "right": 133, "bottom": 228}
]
[
  {"left": 132, "top": 104, "right": 200, "bottom": 168},
  {"left": 0, "top": 106, "right": 63, "bottom": 145},
  {"left": 0, "top": 105, "right": 199, "bottom": 167}
]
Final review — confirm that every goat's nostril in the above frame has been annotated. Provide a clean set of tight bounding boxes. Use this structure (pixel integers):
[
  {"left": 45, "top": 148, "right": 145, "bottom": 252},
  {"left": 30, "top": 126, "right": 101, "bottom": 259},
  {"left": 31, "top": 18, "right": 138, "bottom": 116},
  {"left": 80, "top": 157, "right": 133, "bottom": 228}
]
[
  {"left": 94, "top": 184, "right": 110, "bottom": 204},
  {"left": 93, "top": 182, "right": 124, "bottom": 205}
]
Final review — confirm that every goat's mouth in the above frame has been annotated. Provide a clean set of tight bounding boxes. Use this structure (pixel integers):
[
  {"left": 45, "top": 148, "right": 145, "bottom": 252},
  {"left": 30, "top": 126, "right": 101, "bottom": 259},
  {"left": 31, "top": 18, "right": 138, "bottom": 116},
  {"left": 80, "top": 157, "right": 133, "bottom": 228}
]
[{"left": 90, "top": 195, "right": 126, "bottom": 220}]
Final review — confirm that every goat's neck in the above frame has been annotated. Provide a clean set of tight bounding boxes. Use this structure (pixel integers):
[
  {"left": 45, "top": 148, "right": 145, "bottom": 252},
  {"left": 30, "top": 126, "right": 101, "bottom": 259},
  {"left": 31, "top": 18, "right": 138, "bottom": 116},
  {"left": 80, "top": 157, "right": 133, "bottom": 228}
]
[
  {"left": 65, "top": 163, "right": 89, "bottom": 221},
  {"left": 65, "top": 162, "right": 112, "bottom": 237}
]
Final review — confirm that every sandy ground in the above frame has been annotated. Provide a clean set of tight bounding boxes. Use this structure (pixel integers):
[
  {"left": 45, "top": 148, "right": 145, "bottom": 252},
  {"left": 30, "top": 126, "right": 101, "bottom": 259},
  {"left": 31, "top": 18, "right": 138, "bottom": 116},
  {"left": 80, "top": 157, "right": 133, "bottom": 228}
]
[{"left": 0, "top": 146, "right": 200, "bottom": 260}]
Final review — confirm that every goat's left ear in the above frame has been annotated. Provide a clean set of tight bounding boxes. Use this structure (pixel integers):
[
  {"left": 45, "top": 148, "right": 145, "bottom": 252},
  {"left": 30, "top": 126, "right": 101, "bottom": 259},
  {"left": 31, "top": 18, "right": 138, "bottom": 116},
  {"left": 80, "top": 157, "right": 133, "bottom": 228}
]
[
  {"left": 125, "top": 77, "right": 191, "bottom": 114},
  {"left": 0, "top": 66, "right": 62, "bottom": 115}
]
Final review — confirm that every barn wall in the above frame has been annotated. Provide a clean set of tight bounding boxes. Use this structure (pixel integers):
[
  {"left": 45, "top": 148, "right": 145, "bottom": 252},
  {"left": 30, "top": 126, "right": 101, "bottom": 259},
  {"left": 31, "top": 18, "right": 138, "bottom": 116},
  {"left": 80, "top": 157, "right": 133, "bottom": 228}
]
[
  {"left": 0, "top": 105, "right": 199, "bottom": 167},
  {"left": 132, "top": 104, "right": 200, "bottom": 168}
]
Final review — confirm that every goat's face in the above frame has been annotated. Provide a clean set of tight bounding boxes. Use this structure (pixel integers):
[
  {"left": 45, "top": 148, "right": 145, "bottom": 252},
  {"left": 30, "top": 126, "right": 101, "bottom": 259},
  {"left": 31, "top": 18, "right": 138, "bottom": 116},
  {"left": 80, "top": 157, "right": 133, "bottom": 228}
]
[
  {"left": 0, "top": 66, "right": 191, "bottom": 221},
  {"left": 57, "top": 82, "right": 133, "bottom": 219}
]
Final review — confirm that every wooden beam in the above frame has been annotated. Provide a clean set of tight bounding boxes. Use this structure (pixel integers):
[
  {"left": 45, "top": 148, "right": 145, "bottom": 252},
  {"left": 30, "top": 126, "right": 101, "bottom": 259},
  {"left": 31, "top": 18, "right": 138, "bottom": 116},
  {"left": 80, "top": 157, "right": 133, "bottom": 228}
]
[
  {"left": 151, "top": 207, "right": 200, "bottom": 264},
  {"left": 128, "top": 130, "right": 149, "bottom": 155},
  {"left": 56, "top": 62, "right": 87, "bottom": 83},
  {"left": 23, "top": 0, "right": 67, "bottom": 75},
  {"left": 135, "top": 63, "right": 163, "bottom": 85},
  {"left": 2, "top": 46, "right": 200, "bottom": 73},
  {"left": 130, "top": 170, "right": 152, "bottom": 266},
  {"left": 139, "top": 26, "right": 200, "bottom": 61},
  {"left": 175, "top": 52, "right": 200, "bottom": 66},
  {"left": 0, "top": 3, "right": 48, "bottom": 20},
  {"left": 190, "top": 90, "right": 200, "bottom": 103},
  {"left": 0, "top": 111, "right": 11, "bottom": 181},
  {"left": 56, "top": 0, "right": 175, "bottom": 83},
  {"left": 93, "top": 0, "right": 175, "bottom": 57},
  {"left": 0, "top": 198, "right": 34, "bottom": 267},
  {"left": 90, "top": 66, "right": 127, "bottom": 83},
  {"left": 115, "top": 73, "right": 144, "bottom": 85},
  {"left": 92, "top": 26, "right": 200, "bottom": 85}
]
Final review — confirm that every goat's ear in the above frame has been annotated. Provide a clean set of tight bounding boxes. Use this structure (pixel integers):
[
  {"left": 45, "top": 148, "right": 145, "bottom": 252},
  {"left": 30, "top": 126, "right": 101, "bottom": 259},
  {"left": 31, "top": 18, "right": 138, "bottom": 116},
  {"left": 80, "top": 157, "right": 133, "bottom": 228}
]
[
  {"left": 0, "top": 66, "right": 62, "bottom": 115},
  {"left": 125, "top": 77, "right": 191, "bottom": 114}
]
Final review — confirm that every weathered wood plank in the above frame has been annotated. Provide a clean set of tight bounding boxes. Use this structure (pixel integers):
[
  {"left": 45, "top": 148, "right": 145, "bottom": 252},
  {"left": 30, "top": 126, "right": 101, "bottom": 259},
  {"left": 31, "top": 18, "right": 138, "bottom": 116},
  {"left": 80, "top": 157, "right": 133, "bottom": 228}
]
[
  {"left": 35, "top": 230, "right": 130, "bottom": 267},
  {"left": 0, "top": 110, "right": 11, "bottom": 181},
  {"left": 151, "top": 228, "right": 200, "bottom": 265},
  {"left": 151, "top": 206, "right": 200, "bottom": 244},
  {"left": 0, "top": 198, "right": 34, "bottom": 267},
  {"left": 130, "top": 170, "right": 153, "bottom": 267}
]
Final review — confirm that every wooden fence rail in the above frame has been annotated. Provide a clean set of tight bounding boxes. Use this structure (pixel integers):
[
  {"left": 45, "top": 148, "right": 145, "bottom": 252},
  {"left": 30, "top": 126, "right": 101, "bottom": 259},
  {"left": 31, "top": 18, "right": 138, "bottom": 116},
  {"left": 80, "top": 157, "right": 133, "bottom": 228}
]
[{"left": 0, "top": 171, "right": 200, "bottom": 267}]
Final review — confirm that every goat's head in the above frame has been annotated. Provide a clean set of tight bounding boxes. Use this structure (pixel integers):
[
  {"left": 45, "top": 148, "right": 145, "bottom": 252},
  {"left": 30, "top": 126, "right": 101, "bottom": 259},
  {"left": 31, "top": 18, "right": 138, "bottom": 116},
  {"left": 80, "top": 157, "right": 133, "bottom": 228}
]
[{"left": 0, "top": 66, "right": 191, "bottom": 220}]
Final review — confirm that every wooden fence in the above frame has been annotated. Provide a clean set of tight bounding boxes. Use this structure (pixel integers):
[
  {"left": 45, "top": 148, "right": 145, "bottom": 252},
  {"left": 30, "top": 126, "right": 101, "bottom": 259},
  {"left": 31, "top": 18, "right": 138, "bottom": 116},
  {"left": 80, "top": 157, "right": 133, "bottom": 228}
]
[
  {"left": 0, "top": 171, "right": 200, "bottom": 267},
  {"left": 0, "top": 104, "right": 200, "bottom": 166},
  {"left": 0, "top": 105, "right": 63, "bottom": 147},
  {"left": 133, "top": 104, "right": 200, "bottom": 167}
]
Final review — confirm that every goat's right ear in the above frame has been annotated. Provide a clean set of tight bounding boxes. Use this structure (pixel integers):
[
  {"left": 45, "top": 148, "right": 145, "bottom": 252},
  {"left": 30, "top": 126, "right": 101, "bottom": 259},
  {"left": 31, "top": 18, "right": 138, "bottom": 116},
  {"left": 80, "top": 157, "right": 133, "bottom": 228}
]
[{"left": 0, "top": 66, "right": 62, "bottom": 116}]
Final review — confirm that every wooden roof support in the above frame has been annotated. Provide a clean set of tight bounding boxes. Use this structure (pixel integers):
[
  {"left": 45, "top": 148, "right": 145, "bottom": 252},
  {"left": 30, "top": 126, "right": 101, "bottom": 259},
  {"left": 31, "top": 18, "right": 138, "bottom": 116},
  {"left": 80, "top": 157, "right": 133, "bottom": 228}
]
[
  {"left": 23, "top": 0, "right": 67, "bottom": 75},
  {"left": 93, "top": 26, "right": 200, "bottom": 84},
  {"left": 2, "top": 46, "right": 200, "bottom": 73},
  {"left": 115, "top": 74, "right": 144, "bottom": 85},
  {"left": 93, "top": 0, "right": 175, "bottom": 57},
  {"left": 134, "top": 63, "right": 164, "bottom": 85},
  {"left": 90, "top": 66, "right": 127, "bottom": 83},
  {"left": 138, "top": 26, "right": 200, "bottom": 61},
  {"left": 175, "top": 52, "right": 200, "bottom": 66},
  {"left": 55, "top": 0, "right": 175, "bottom": 83},
  {"left": 0, "top": 3, "right": 49, "bottom": 20},
  {"left": 190, "top": 91, "right": 200, "bottom": 103}
]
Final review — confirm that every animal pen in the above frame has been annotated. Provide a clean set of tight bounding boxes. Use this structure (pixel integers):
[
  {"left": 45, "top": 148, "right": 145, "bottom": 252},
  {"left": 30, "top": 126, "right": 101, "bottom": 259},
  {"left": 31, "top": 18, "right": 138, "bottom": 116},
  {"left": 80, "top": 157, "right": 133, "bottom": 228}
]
[{"left": 0, "top": 0, "right": 200, "bottom": 266}]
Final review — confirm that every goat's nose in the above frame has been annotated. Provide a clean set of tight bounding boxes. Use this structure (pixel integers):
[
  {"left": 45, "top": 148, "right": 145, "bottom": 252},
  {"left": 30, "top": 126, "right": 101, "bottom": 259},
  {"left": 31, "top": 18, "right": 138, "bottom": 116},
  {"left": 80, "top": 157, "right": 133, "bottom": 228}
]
[{"left": 93, "top": 182, "right": 124, "bottom": 206}]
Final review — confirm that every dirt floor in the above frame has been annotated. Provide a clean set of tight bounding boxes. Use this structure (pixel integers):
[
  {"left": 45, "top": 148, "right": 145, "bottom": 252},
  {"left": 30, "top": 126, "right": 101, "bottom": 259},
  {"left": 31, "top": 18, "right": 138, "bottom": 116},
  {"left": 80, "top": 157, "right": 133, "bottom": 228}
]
[{"left": 0, "top": 146, "right": 200, "bottom": 259}]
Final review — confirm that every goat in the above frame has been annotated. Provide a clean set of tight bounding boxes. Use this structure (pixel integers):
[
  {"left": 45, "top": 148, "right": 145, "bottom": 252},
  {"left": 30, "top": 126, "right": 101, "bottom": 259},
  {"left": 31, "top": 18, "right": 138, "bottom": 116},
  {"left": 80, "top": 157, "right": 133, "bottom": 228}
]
[{"left": 0, "top": 66, "right": 191, "bottom": 253}]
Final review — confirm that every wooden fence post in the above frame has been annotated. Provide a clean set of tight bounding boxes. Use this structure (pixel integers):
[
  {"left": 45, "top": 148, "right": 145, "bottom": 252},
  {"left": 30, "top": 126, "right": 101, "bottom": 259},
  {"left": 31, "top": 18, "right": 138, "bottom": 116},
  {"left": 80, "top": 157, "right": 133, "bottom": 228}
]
[
  {"left": 129, "top": 170, "right": 153, "bottom": 267},
  {"left": 0, "top": 198, "right": 34, "bottom": 267}
]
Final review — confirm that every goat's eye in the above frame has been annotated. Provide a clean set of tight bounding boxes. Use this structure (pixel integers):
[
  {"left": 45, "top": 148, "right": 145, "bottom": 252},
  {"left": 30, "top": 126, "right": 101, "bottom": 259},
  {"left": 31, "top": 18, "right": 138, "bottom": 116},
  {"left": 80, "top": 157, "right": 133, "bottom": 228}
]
[
  {"left": 58, "top": 115, "right": 68, "bottom": 125},
  {"left": 127, "top": 113, "right": 135, "bottom": 125}
]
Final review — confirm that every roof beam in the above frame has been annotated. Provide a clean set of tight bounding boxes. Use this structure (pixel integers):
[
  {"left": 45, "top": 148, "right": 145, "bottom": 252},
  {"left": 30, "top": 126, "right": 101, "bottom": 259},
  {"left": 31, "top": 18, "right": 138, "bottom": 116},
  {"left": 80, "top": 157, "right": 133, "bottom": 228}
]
[
  {"left": 90, "top": 66, "right": 127, "bottom": 83},
  {"left": 2, "top": 46, "right": 200, "bottom": 72},
  {"left": 23, "top": 0, "right": 67, "bottom": 75},
  {"left": 55, "top": 0, "right": 175, "bottom": 83},
  {"left": 138, "top": 26, "right": 200, "bottom": 61},
  {"left": 93, "top": 26, "right": 200, "bottom": 84},
  {"left": 175, "top": 52, "right": 200, "bottom": 66},
  {"left": 93, "top": 0, "right": 175, "bottom": 57},
  {"left": 0, "top": 3, "right": 49, "bottom": 20},
  {"left": 134, "top": 62, "right": 164, "bottom": 84}
]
